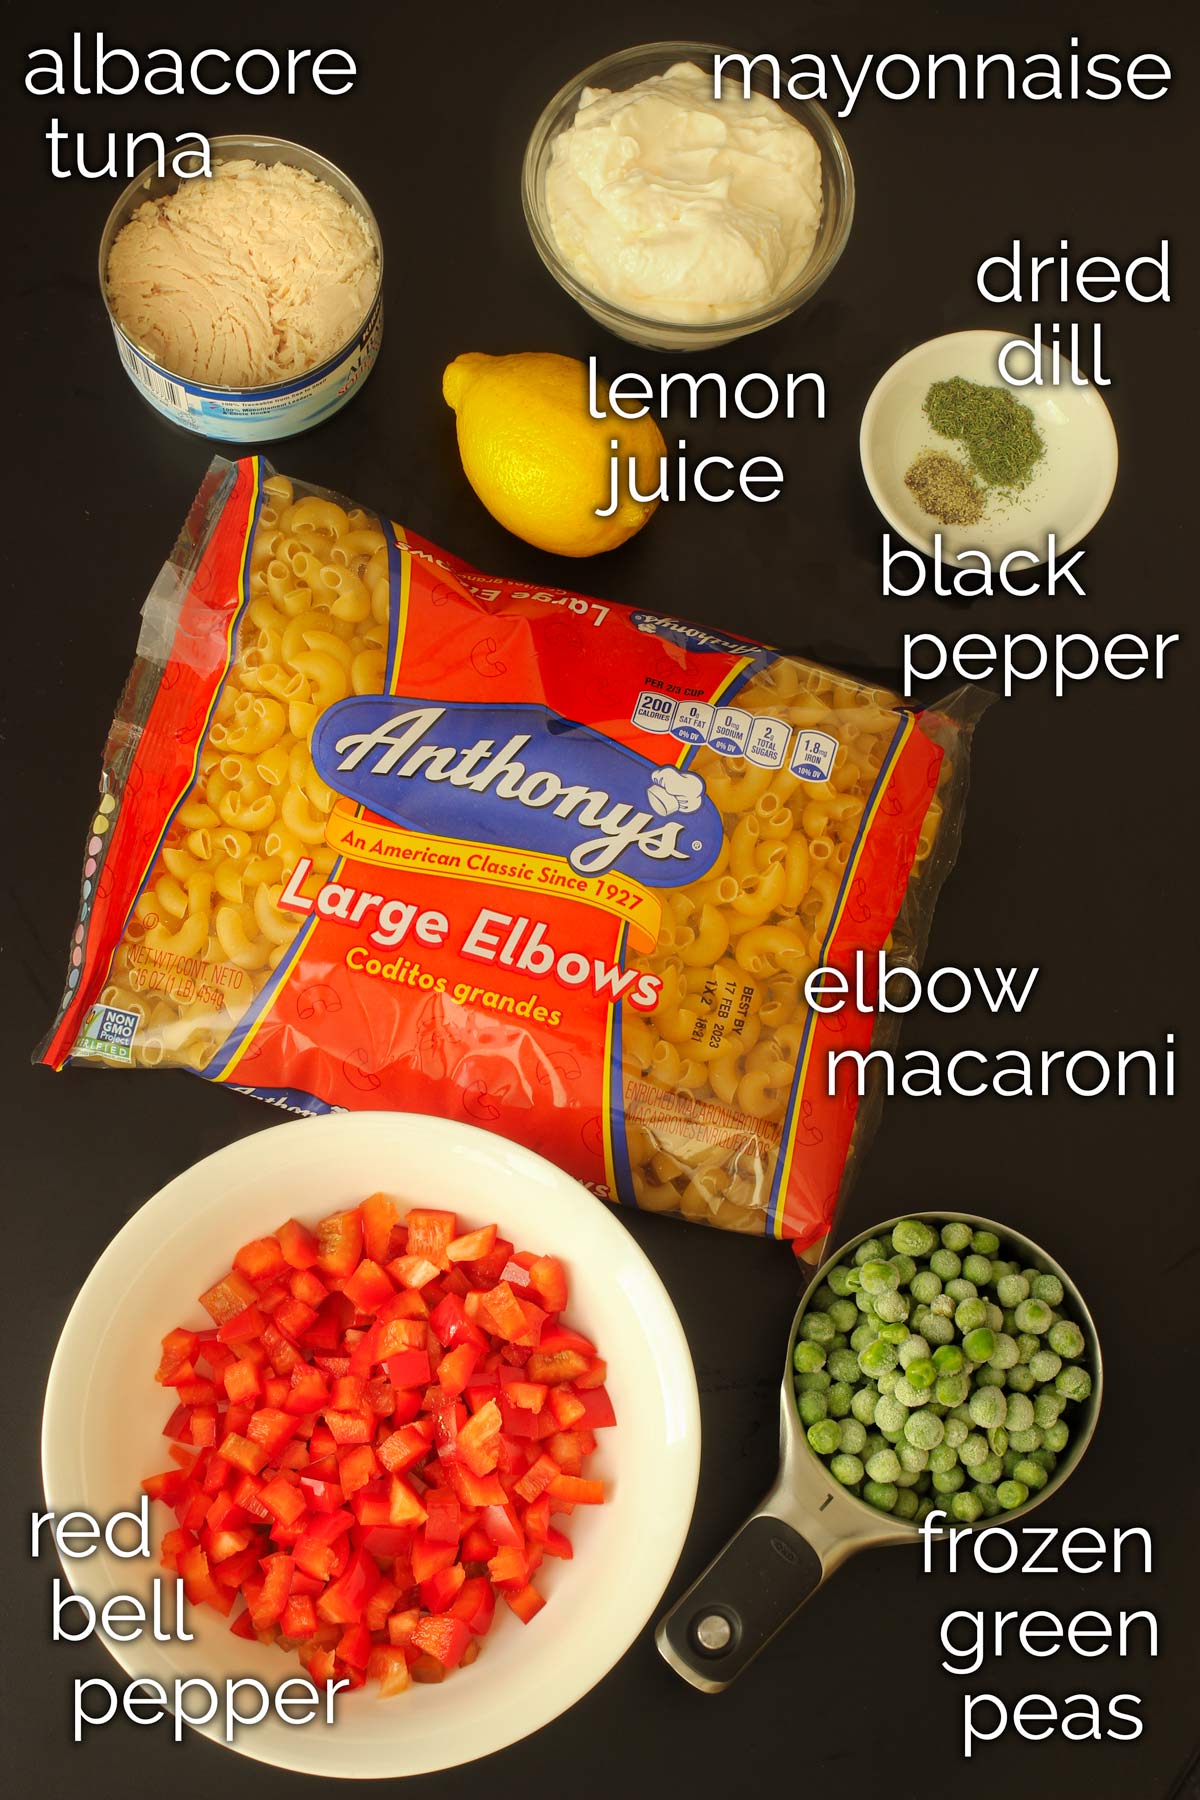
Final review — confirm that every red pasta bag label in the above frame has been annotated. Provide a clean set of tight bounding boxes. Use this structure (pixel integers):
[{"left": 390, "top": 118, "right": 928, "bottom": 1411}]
[{"left": 40, "top": 457, "right": 981, "bottom": 1253}]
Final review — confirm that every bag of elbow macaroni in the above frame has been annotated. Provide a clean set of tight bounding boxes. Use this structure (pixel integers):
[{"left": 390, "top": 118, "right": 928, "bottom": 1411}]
[{"left": 40, "top": 456, "right": 984, "bottom": 1253}]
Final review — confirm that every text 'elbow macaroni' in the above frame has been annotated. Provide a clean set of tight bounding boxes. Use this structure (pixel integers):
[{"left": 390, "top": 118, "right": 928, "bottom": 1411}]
[{"left": 41, "top": 457, "right": 983, "bottom": 1251}]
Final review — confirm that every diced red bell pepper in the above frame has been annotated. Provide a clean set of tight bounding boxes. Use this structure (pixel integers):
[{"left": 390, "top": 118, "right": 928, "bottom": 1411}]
[
  {"left": 277, "top": 1218, "right": 319, "bottom": 1269},
  {"left": 487, "top": 1543, "right": 530, "bottom": 1588},
  {"left": 250, "top": 1553, "right": 295, "bottom": 1629},
  {"left": 325, "top": 1408, "right": 373, "bottom": 1446},
  {"left": 477, "top": 1281, "right": 528, "bottom": 1342},
  {"left": 528, "top": 1255, "right": 568, "bottom": 1312},
  {"left": 541, "top": 1524, "right": 574, "bottom": 1559},
  {"left": 336, "top": 1621, "right": 372, "bottom": 1669},
  {"left": 280, "top": 1593, "right": 318, "bottom": 1639},
  {"left": 385, "top": 1349, "right": 432, "bottom": 1390},
  {"left": 444, "top": 1463, "right": 507, "bottom": 1509},
  {"left": 424, "top": 1489, "right": 462, "bottom": 1544},
  {"left": 257, "top": 1475, "right": 307, "bottom": 1526},
  {"left": 367, "top": 1644, "right": 412, "bottom": 1696},
  {"left": 548, "top": 1385, "right": 587, "bottom": 1429},
  {"left": 218, "top": 1433, "right": 270, "bottom": 1476},
  {"left": 293, "top": 1535, "right": 338, "bottom": 1582},
  {"left": 142, "top": 1467, "right": 188, "bottom": 1504},
  {"left": 316, "top": 1209, "right": 363, "bottom": 1281},
  {"left": 480, "top": 1502, "right": 523, "bottom": 1548},
  {"left": 403, "top": 1209, "right": 457, "bottom": 1269},
  {"left": 272, "top": 1297, "right": 318, "bottom": 1342},
  {"left": 435, "top": 1343, "right": 479, "bottom": 1398},
  {"left": 223, "top": 1359, "right": 263, "bottom": 1406},
  {"left": 503, "top": 1582, "right": 546, "bottom": 1623},
  {"left": 284, "top": 1367, "right": 329, "bottom": 1415},
  {"left": 387, "top": 1254, "right": 441, "bottom": 1291},
  {"left": 574, "top": 1355, "right": 607, "bottom": 1391},
  {"left": 337, "top": 1443, "right": 381, "bottom": 1495},
  {"left": 299, "top": 1475, "right": 344, "bottom": 1514},
  {"left": 513, "top": 1453, "right": 560, "bottom": 1504},
  {"left": 548, "top": 1474, "right": 604, "bottom": 1505},
  {"left": 410, "top": 1612, "right": 471, "bottom": 1669},
  {"left": 216, "top": 1304, "right": 266, "bottom": 1347},
  {"left": 387, "top": 1606, "right": 421, "bottom": 1647},
  {"left": 234, "top": 1236, "right": 289, "bottom": 1284},
  {"left": 420, "top": 1563, "right": 466, "bottom": 1612},
  {"left": 155, "top": 1328, "right": 200, "bottom": 1384},
  {"left": 576, "top": 1384, "right": 617, "bottom": 1428},
  {"left": 316, "top": 1547, "right": 381, "bottom": 1625},
  {"left": 525, "top": 1349, "right": 590, "bottom": 1385},
  {"left": 260, "top": 1320, "right": 302, "bottom": 1375},
  {"left": 388, "top": 1475, "right": 428, "bottom": 1528},
  {"left": 377, "top": 1317, "right": 426, "bottom": 1357},
  {"left": 409, "top": 1529, "right": 457, "bottom": 1584},
  {"left": 456, "top": 1399, "right": 502, "bottom": 1476},
  {"left": 378, "top": 1423, "right": 433, "bottom": 1475},
  {"left": 198, "top": 1270, "right": 259, "bottom": 1326},
  {"left": 361, "top": 1193, "right": 399, "bottom": 1265},
  {"left": 462, "top": 1240, "right": 514, "bottom": 1287},
  {"left": 538, "top": 1322, "right": 596, "bottom": 1356},
  {"left": 446, "top": 1224, "right": 497, "bottom": 1263},
  {"left": 329, "top": 1373, "right": 366, "bottom": 1411},
  {"left": 450, "top": 1574, "right": 496, "bottom": 1635},
  {"left": 246, "top": 1407, "right": 298, "bottom": 1459},
  {"left": 289, "top": 1268, "right": 329, "bottom": 1308},
  {"left": 343, "top": 1257, "right": 395, "bottom": 1313}
]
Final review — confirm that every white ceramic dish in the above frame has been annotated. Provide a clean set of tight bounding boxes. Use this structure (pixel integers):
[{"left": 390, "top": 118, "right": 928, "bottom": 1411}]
[
  {"left": 860, "top": 328, "right": 1118, "bottom": 563},
  {"left": 42, "top": 1112, "right": 701, "bottom": 1778}
]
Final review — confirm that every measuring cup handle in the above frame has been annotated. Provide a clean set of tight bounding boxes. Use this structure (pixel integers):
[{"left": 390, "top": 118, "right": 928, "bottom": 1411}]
[{"left": 655, "top": 1510, "right": 824, "bottom": 1692}]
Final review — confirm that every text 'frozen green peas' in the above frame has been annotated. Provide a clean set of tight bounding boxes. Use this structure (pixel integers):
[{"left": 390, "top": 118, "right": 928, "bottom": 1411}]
[
  {"left": 863, "top": 1480, "right": 899, "bottom": 1512},
  {"left": 954, "top": 1298, "right": 989, "bottom": 1334},
  {"left": 932, "top": 1343, "right": 965, "bottom": 1374},
  {"left": 974, "top": 1483, "right": 1002, "bottom": 1518},
  {"left": 827, "top": 1264, "right": 854, "bottom": 1297},
  {"left": 996, "top": 1480, "right": 1029, "bottom": 1510},
  {"left": 1013, "top": 1298, "right": 1054, "bottom": 1335},
  {"left": 894, "top": 1377, "right": 933, "bottom": 1409},
  {"left": 959, "top": 1433, "right": 989, "bottom": 1468},
  {"left": 828, "top": 1348, "right": 861, "bottom": 1384},
  {"left": 1028, "top": 1350, "right": 1062, "bottom": 1383},
  {"left": 971, "top": 1230, "right": 1000, "bottom": 1256},
  {"left": 936, "top": 1373, "right": 970, "bottom": 1408},
  {"left": 951, "top": 1489, "right": 984, "bottom": 1523},
  {"left": 941, "top": 1222, "right": 973, "bottom": 1252},
  {"left": 794, "top": 1340, "right": 827, "bottom": 1373},
  {"left": 892, "top": 1219, "right": 937, "bottom": 1257},
  {"left": 898, "top": 1440, "right": 929, "bottom": 1472},
  {"left": 1012, "top": 1457, "right": 1048, "bottom": 1490},
  {"left": 972, "top": 1454, "right": 1004, "bottom": 1485},
  {"left": 1049, "top": 1320, "right": 1085, "bottom": 1360},
  {"left": 930, "top": 1249, "right": 961, "bottom": 1280},
  {"left": 1007, "top": 1429, "right": 1042, "bottom": 1453},
  {"left": 828, "top": 1383, "right": 854, "bottom": 1418},
  {"left": 893, "top": 1487, "right": 920, "bottom": 1519},
  {"left": 1007, "top": 1365, "right": 1036, "bottom": 1393},
  {"left": 890, "top": 1253, "right": 918, "bottom": 1286},
  {"left": 904, "top": 1408, "right": 945, "bottom": 1449},
  {"left": 807, "top": 1419, "right": 842, "bottom": 1455},
  {"left": 860, "top": 1259, "right": 899, "bottom": 1295},
  {"left": 899, "top": 1335, "right": 932, "bottom": 1367},
  {"left": 798, "top": 1391, "right": 829, "bottom": 1425},
  {"left": 963, "top": 1327, "right": 996, "bottom": 1364},
  {"left": 854, "top": 1238, "right": 888, "bottom": 1266},
  {"left": 1056, "top": 1365, "right": 1092, "bottom": 1402},
  {"left": 836, "top": 1418, "right": 866, "bottom": 1455},
  {"left": 866, "top": 1448, "right": 902, "bottom": 1483},
  {"left": 1031, "top": 1273, "right": 1064, "bottom": 1306},
  {"left": 969, "top": 1387, "right": 1008, "bottom": 1429},
  {"left": 859, "top": 1339, "right": 899, "bottom": 1376},
  {"left": 802, "top": 1311, "right": 836, "bottom": 1343},
  {"left": 794, "top": 1370, "right": 831, "bottom": 1392},
  {"left": 962, "top": 1254, "right": 993, "bottom": 1286},
  {"left": 943, "top": 1417, "right": 969, "bottom": 1449},
  {"left": 904, "top": 1357, "right": 937, "bottom": 1391},
  {"left": 996, "top": 1274, "right": 1030, "bottom": 1307},
  {"left": 830, "top": 1453, "right": 865, "bottom": 1486},
  {"left": 851, "top": 1387, "right": 879, "bottom": 1425},
  {"left": 910, "top": 1271, "right": 942, "bottom": 1303},
  {"left": 933, "top": 1466, "right": 966, "bottom": 1494},
  {"left": 988, "top": 1334, "right": 1020, "bottom": 1371}
]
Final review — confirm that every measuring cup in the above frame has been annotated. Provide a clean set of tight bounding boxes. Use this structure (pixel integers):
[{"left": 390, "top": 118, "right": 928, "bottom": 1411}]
[{"left": 657, "top": 1211, "right": 1102, "bottom": 1692}]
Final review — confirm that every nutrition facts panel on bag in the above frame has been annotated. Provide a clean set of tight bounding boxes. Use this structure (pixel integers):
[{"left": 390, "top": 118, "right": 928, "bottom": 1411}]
[{"left": 630, "top": 689, "right": 795, "bottom": 766}]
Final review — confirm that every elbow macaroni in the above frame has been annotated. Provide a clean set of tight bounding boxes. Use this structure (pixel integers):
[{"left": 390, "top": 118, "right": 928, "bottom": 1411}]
[{"left": 45, "top": 457, "right": 980, "bottom": 1254}]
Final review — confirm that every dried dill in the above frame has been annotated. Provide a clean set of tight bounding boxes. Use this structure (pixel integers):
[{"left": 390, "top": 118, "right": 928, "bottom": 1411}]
[
  {"left": 904, "top": 451, "right": 985, "bottom": 527},
  {"left": 923, "top": 376, "right": 1045, "bottom": 492}
]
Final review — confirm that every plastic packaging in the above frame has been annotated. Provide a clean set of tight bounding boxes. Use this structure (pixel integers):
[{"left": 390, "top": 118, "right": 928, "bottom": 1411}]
[{"left": 40, "top": 456, "right": 984, "bottom": 1251}]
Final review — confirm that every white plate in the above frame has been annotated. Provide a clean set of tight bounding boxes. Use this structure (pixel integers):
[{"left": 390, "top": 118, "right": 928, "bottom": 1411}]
[
  {"left": 42, "top": 1112, "right": 700, "bottom": 1778},
  {"left": 859, "top": 327, "right": 1118, "bottom": 562}
]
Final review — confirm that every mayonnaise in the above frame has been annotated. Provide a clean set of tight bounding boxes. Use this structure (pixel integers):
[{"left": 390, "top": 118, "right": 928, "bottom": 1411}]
[{"left": 544, "top": 61, "right": 823, "bottom": 324}]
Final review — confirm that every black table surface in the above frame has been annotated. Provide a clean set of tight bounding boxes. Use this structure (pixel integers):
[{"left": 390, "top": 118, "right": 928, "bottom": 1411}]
[{"left": 5, "top": 1, "right": 1197, "bottom": 1795}]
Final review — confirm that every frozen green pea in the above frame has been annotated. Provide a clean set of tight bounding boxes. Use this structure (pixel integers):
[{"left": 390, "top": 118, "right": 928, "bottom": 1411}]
[
  {"left": 973, "top": 1368, "right": 1006, "bottom": 1391},
  {"left": 1008, "top": 1428, "right": 1042, "bottom": 1453},
  {"left": 972, "top": 1454, "right": 1004, "bottom": 1485},
  {"left": 854, "top": 1238, "right": 888, "bottom": 1266},
  {"left": 986, "top": 1304, "right": 1005, "bottom": 1331},
  {"left": 889, "top": 1253, "right": 917, "bottom": 1287},
  {"left": 904, "top": 1409, "right": 945, "bottom": 1450},
  {"left": 969, "top": 1387, "right": 1007, "bottom": 1429},
  {"left": 929, "top": 1442, "right": 958, "bottom": 1473},
  {"left": 1004, "top": 1392, "right": 1034, "bottom": 1433},
  {"left": 860, "top": 1259, "right": 899, "bottom": 1295},
  {"left": 802, "top": 1310, "right": 837, "bottom": 1344},
  {"left": 904, "top": 1357, "right": 937, "bottom": 1391},
  {"left": 1048, "top": 1320, "right": 1085, "bottom": 1360},
  {"left": 877, "top": 1369, "right": 900, "bottom": 1395},
  {"left": 830, "top": 1453, "right": 864, "bottom": 1487},
  {"left": 876, "top": 1323, "right": 910, "bottom": 1347},
  {"left": 927, "top": 1401, "right": 947, "bottom": 1418},
  {"left": 1003, "top": 1450, "right": 1022, "bottom": 1476},
  {"left": 863, "top": 1479, "right": 899, "bottom": 1512},
  {"left": 987, "top": 1426, "right": 1009, "bottom": 1456},
  {"left": 827, "top": 1299, "right": 859, "bottom": 1333},
  {"left": 996, "top": 1274, "right": 1030, "bottom": 1308},
  {"left": 987, "top": 1333, "right": 1020, "bottom": 1371},
  {"left": 807, "top": 1418, "right": 841, "bottom": 1455},
  {"left": 798, "top": 1390, "right": 829, "bottom": 1426},
  {"left": 851, "top": 1386, "right": 879, "bottom": 1425},
  {"left": 1031, "top": 1273, "right": 1064, "bottom": 1306},
  {"left": 794, "top": 1340, "right": 827, "bottom": 1373},
  {"left": 859, "top": 1339, "right": 899, "bottom": 1377},
  {"left": 971, "top": 1230, "right": 1000, "bottom": 1256},
  {"left": 990, "top": 1260, "right": 1018, "bottom": 1282},
  {"left": 930, "top": 1249, "right": 961, "bottom": 1281},
  {"left": 893, "top": 1488, "right": 920, "bottom": 1520},
  {"left": 910, "top": 1271, "right": 942, "bottom": 1303},
  {"left": 933, "top": 1466, "right": 965, "bottom": 1494},
  {"left": 963, "top": 1327, "right": 996, "bottom": 1364},
  {"left": 945, "top": 1278, "right": 979, "bottom": 1304},
  {"left": 1056, "top": 1365, "right": 1092, "bottom": 1403},
  {"left": 974, "top": 1483, "right": 1002, "bottom": 1518},
  {"left": 846, "top": 1267, "right": 863, "bottom": 1291},
  {"left": 898, "top": 1440, "right": 929, "bottom": 1472},
  {"left": 955, "top": 1298, "right": 989, "bottom": 1334},
  {"left": 828, "top": 1349, "right": 860, "bottom": 1384},
  {"left": 958, "top": 1433, "right": 989, "bottom": 1469},
  {"left": 854, "top": 1289, "right": 876, "bottom": 1314},
  {"left": 866, "top": 1448, "right": 901, "bottom": 1483},
  {"left": 828, "top": 1333, "right": 848, "bottom": 1351},
  {"left": 875, "top": 1394, "right": 907, "bottom": 1435},
  {"left": 913, "top": 1499, "right": 937, "bottom": 1525},
  {"left": 929, "top": 1293, "right": 956, "bottom": 1318},
  {"left": 1013, "top": 1298, "right": 1053, "bottom": 1335},
  {"left": 1029, "top": 1448, "right": 1058, "bottom": 1476},
  {"left": 941, "top": 1222, "right": 973, "bottom": 1252},
  {"left": 810, "top": 1282, "right": 838, "bottom": 1311},
  {"left": 936, "top": 1373, "right": 970, "bottom": 1408},
  {"left": 1043, "top": 1421, "right": 1070, "bottom": 1453},
  {"left": 873, "top": 1292, "right": 910, "bottom": 1324},
  {"left": 1016, "top": 1334, "right": 1039, "bottom": 1363},
  {"left": 828, "top": 1382, "right": 854, "bottom": 1419},
  {"left": 899, "top": 1334, "right": 931, "bottom": 1367},
  {"left": 794, "top": 1369, "right": 831, "bottom": 1393},
  {"left": 838, "top": 1418, "right": 867, "bottom": 1455},
  {"left": 891, "top": 1219, "right": 936, "bottom": 1257},
  {"left": 951, "top": 1489, "right": 984, "bottom": 1522},
  {"left": 850, "top": 1323, "right": 879, "bottom": 1352},
  {"left": 1028, "top": 1350, "right": 1061, "bottom": 1384},
  {"left": 962, "top": 1254, "right": 993, "bottom": 1286},
  {"left": 826, "top": 1264, "right": 854, "bottom": 1297},
  {"left": 943, "top": 1417, "right": 969, "bottom": 1449},
  {"left": 1007, "top": 1365, "right": 1036, "bottom": 1393},
  {"left": 997, "top": 1479, "right": 1029, "bottom": 1510},
  {"left": 893, "top": 1377, "right": 931, "bottom": 1409},
  {"left": 922, "top": 1312, "right": 955, "bottom": 1346},
  {"left": 932, "top": 1343, "right": 965, "bottom": 1375},
  {"left": 1013, "top": 1457, "right": 1048, "bottom": 1491}
]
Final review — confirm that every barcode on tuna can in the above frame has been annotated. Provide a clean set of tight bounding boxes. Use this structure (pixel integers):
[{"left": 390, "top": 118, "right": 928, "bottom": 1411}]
[{"left": 117, "top": 336, "right": 186, "bottom": 412}]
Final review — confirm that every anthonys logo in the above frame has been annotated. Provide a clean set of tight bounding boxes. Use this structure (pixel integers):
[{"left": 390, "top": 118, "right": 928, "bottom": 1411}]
[{"left": 311, "top": 699, "right": 724, "bottom": 884}]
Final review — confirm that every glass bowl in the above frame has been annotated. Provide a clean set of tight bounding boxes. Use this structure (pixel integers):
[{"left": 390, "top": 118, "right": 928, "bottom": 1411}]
[{"left": 521, "top": 42, "right": 855, "bottom": 352}]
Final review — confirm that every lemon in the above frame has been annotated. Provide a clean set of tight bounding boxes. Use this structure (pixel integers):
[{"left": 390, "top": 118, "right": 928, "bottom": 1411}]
[{"left": 442, "top": 351, "right": 666, "bottom": 557}]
